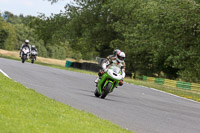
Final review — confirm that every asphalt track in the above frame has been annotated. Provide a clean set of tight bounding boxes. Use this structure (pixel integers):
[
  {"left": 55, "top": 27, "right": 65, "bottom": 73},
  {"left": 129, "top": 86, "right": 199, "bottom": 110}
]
[{"left": 1, "top": 58, "right": 200, "bottom": 133}]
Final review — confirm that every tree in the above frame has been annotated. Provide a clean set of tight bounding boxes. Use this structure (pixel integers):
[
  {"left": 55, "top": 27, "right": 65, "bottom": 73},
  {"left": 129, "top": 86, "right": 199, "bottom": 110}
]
[{"left": 0, "top": 20, "right": 17, "bottom": 50}]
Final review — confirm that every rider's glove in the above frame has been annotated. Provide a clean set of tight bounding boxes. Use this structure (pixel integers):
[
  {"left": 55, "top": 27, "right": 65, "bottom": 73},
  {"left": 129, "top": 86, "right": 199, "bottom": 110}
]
[{"left": 119, "top": 80, "right": 123, "bottom": 86}]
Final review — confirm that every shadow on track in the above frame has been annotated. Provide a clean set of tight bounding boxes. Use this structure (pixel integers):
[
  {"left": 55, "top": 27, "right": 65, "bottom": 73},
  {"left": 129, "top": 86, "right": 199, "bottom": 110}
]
[
  {"left": 74, "top": 90, "right": 127, "bottom": 104},
  {"left": 78, "top": 88, "right": 128, "bottom": 100}
]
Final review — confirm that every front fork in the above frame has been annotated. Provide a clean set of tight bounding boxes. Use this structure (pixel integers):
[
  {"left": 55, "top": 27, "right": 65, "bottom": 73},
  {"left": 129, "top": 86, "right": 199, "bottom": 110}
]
[{"left": 98, "top": 80, "right": 116, "bottom": 94}]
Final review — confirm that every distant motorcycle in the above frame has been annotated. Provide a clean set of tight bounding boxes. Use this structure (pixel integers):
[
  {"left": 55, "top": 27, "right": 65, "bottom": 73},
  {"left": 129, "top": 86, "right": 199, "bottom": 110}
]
[
  {"left": 30, "top": 50, "right": 38, "bottom": 64},
  {"left": 21, "top": 47, "right": 30, "bottom": 63},
  {"left": 94, "top": 65, "right": 125, "bottom": 99}
]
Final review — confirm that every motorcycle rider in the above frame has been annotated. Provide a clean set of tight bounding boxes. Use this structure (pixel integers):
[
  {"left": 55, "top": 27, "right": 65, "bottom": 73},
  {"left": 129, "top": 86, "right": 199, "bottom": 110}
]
[
  {"left": 30, "top": 45, "right": 38, "bottom": 60},
  {"left": 19, "top": 40, "right": 31, "bottom": 57},
  {"left": 99, "top": 49, "right": 121, "bottom": 66},
  {"left": 107, "top": 49, "right": 121, "bottom": 60},
  {"left": 95, "top": 50, "right": 126, "bottom": 86},
  {"left": 31, "top": 45, "right": 37, "bottom": 52}
]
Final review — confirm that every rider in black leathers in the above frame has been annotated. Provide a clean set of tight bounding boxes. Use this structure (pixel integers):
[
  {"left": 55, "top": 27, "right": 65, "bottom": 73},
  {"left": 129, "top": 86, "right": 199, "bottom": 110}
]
[{"left": 19, "top": 40, "right": 31, "bottom": 57}]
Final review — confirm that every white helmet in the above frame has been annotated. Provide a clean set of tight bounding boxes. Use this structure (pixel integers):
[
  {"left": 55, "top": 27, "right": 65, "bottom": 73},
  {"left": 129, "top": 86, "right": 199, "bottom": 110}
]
[
  {"left": 116, "top": 51, "right": 125, "bottom": 63},
  {"left": 25, "top": 40, "right": 29, "bottom": 43},
  {"left": 31, "top": 45, "right": 35, "bottom": 48}
]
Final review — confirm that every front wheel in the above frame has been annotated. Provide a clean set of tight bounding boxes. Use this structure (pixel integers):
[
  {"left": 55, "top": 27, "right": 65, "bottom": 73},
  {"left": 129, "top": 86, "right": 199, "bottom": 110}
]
[
  {"left": 31, "top": 58, "right": 34, "bottom": 64},
  {"left": 22, "top": 55, "right": 26, "bottom": 63},
  {"left": 94, "top": 88, "right": 100, "bottom": 97},
  {"left": 101, "top": 82, "right": 112, "bottom": 99}
]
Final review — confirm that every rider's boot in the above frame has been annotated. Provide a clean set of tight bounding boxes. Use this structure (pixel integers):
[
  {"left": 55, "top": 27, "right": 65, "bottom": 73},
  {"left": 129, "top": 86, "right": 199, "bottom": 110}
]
[
  {"left": 119, "top": 80, "right": 123, "bottom": 86},
  {"left": 94, "top": 77, "right": 99, "bottom": 83}
]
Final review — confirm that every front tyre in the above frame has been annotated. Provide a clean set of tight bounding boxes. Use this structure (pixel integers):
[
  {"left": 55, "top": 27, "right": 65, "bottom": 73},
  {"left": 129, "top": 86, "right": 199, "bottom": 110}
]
[
  {"left": 31, "top": 59, "right": 34, "bottom": 64},
  {"left": 22, "top": 55, "right": 26, "bottom": 63},
  {"left": 94, "top": 88, "right": 100, "bottom": 97},
  {"left": 101, "top": 82, "right": 112, "bottom": 99}
]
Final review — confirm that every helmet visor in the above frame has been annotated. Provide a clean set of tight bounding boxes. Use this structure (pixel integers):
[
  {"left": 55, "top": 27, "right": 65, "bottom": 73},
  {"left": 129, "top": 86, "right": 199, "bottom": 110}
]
[{"left": 117, "top": 55, "right": 125, "bottom": 61}]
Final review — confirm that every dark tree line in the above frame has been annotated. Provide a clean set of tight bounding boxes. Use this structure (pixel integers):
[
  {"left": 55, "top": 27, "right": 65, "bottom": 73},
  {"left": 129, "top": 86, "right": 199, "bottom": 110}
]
[{"left": 1, "top": 0, "right": 200, "bottom": 83}]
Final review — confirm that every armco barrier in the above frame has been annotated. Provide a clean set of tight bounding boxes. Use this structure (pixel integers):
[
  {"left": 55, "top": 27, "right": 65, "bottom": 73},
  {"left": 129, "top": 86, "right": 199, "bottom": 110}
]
[
  {"left": 142, "top": 75, "right": 200, "bottom": 92},
  {"left": 191, "top": 83, "right": 200, "bottom": 92},
  {"left": 66, "top": 60, "right": 133, "bottom": 77},
  {"left": 164, "top": 79, "right": 177, "bottom": 88},
  {"left": 71, "top": 62, "right": 82, "bottom": 69},
  {"left": 146, "top": 77, "right": 155, "bottom": 83},
  {"left": 68, "top": 61, "right": 101, "bottom": 72}
]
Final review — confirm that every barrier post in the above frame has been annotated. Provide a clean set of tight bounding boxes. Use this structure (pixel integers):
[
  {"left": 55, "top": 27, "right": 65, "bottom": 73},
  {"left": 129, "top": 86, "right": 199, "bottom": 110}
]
[
  {"left": 65, "top": 61, "right": 73, "bottom": 67},
  {"left": 155, "top": 78, "right": 164, "bottom": 85},
  {"left": 132, "top": 73, "right": 134, "bottom": 79},
  {"left": 176, "top": 81, "right": 191, "bottom": 90},
  {"left": 143, "top": 75, "right": 147, "bottom": 81}
]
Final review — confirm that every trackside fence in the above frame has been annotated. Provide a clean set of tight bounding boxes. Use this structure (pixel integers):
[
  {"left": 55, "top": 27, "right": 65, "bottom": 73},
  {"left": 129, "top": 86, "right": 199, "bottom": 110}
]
[{"left": 142, "top": 76, "right": 200, "bottom": 92}]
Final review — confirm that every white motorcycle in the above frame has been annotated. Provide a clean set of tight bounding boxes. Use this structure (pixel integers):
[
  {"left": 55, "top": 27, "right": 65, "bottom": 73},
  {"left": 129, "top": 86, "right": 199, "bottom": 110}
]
[
  {"left": 30, "top": 50, "right": 38, "bottom": 64},
  {"left": 21, "top": 47, "right": 30, "bottom": 63}
]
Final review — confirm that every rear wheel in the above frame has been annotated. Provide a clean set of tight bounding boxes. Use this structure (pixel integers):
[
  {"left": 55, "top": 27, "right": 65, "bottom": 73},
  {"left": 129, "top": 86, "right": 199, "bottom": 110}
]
[
  {"left": 101, "top": 82, "right": 112, "bottom": 99},
  {"left": 94, "top": 88, "right": 100, "bottom": 97}
]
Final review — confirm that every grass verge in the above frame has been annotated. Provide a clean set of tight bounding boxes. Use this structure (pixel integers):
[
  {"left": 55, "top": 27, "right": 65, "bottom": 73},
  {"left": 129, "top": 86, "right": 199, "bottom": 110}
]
[
  {"left": 1, "top": 54, "right": 200, "bottom": 102},
  {"left": 0, "top": 73, "right": 131, "bottom": 133}
]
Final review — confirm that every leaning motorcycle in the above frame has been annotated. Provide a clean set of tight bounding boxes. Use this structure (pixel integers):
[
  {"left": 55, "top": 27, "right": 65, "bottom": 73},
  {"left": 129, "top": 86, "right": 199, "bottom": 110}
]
[
  {"left": 30, "top": 50, "right": 38, "bottom": 64},
  {"left": 94, "top": 65, "right": 125, "bottom": 99},
  {"left": 21, "top": 47, "right": 30, "bottom": 63}
]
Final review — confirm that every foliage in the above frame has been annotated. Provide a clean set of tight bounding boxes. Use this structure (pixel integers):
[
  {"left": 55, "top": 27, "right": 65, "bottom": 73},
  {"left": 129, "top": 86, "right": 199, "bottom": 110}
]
[
  {"left": 0, "top": 11, "right": 67, "bottom": 60},
  {"left": 64, "top": 0, "right": 120, "bottom": 59},
  {"left": 0, "top": 20, "right": 17, "bottom": 50},
  {"left": 52, "top": 0, "right": 200, "bottom": 82},
  {"left": 1, "top": 0, "right": 200, "bottom": 82},
  {"left": 47, "top": 45, "right": 66, "bottom": 59}
]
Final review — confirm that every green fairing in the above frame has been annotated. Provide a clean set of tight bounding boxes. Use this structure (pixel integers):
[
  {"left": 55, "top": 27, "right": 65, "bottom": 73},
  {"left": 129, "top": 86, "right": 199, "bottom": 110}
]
[{"left": 97, "top": 72, "right": 120, "bottom": 94}]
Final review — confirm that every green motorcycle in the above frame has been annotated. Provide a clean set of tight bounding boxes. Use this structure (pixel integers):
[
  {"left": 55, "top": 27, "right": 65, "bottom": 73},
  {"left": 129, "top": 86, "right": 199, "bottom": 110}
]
[{"left": 94, "top": 65, "right": 125, "bottom": 99}]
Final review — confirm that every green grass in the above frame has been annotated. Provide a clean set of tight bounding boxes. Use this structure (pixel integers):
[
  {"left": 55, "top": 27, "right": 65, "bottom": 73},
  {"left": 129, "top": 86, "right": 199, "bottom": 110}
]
[
  {"left": 1, "top": 54, "right": 200, "bottom": 102},
  {"left": 0, "top": 54, "right": 20, "bottom": 61},
  {"left": 0, "top": 73, "right": 131, "bottom": 133}
]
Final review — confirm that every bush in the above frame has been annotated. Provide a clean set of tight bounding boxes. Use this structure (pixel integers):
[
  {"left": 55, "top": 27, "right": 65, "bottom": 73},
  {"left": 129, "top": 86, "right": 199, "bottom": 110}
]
[
  {"left": 0, "top": 21, "right": 17, "bottom": 50},
  {"left": 47, "top": 45, "right": 66, "bottom": 59},
  {"left": 37, "top": 43, "right": 48, "bottom": 57}
]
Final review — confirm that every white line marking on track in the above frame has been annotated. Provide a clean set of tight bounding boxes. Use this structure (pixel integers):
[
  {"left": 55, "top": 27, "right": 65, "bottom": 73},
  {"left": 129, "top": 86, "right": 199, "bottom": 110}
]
[
  {"left": 0, "top": 69, "right": 11, "bottom": 79},
  {"left": 138, "top": 85, "right": 200, "bottom": 104}
]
